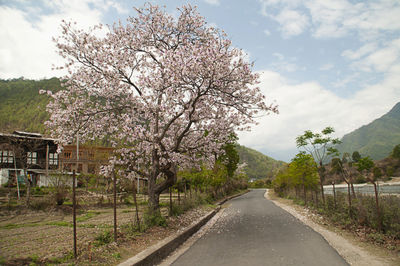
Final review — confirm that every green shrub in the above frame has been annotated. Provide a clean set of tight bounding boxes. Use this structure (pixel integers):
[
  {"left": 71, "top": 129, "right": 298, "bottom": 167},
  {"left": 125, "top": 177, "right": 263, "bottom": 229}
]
[
  {"left": 355, "top": 175, "right": 367, "bottom": 184},
  {"left": 143, "top": 209, "right": 167, "bottom": 228},
  {"left": 30, "top": 196, "right": 53, "bottom": 210},
  {"left": 94, "top": 230, "right": 113, "bottom": 246},
  {"left": 33, "top": 187, "right": 46, "bottom": 195},
  {"left": 121, "top": 221, "right": 143, "bottom": 235}
]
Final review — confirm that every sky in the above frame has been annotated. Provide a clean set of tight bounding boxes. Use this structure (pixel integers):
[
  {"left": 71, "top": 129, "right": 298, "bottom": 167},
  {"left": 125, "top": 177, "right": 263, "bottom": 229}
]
[{"left": 1, "top": 0, "right": 400, "bottom": 162}]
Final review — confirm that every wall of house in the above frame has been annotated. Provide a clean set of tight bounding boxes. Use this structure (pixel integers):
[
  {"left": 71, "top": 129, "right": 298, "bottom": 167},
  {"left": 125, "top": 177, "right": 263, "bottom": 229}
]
[{"left": 0, "top": 168, "right": 8, "bottom": 185}]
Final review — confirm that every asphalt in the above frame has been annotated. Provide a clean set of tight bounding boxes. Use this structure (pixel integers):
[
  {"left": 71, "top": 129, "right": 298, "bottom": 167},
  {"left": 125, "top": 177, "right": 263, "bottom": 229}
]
[{"left": 170, "top": 189, "right": 348, "bottom": 266}]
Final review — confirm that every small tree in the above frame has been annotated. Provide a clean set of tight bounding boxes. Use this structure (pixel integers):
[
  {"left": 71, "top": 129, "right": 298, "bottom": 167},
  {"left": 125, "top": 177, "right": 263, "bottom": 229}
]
[
  {"left": 296, "top": 127, "right": 341, "bottom": 204},
  {"left": 217, "top": 134, "right": 240, "bottom": 194},
  {"left": 48, "top": 173, "right": 71, "bottom": 205},
  {"left": 331, "top": 154, "right": 358, "bottom": 214},
  {"left": 391, "top": 144, "right": 400, "bottom": 159},
  {"left": 352, "top": 151, "right": 361, "bottom": 162},
  {"left": 356, "top": 156, "right": 383, "bottom": 230},
  {"left": 289, "top": 152, "right": 318, "bottom": 204}
]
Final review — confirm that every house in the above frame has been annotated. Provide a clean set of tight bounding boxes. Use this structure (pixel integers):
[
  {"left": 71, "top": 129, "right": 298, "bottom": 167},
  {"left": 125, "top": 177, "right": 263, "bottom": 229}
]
[
  {"left": 60, "top": 144, "right": 113, "bottom": 174},
  {"left": 0, "top": 131, "right": 59, "bottom": 186},
  {"left": 0, "top": 131, "right": 147, "bottom": 189}
]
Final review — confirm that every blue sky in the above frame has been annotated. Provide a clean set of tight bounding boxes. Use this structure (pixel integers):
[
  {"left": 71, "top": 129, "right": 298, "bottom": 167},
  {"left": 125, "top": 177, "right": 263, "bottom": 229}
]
[{"left": 1, "top": 0, "right": 400, "bottom": 161}]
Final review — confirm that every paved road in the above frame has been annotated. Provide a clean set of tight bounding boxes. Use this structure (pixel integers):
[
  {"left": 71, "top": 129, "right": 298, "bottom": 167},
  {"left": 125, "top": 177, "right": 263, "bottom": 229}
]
[{"left": 171, "top": 189, "right": 348, "bottom": 266}]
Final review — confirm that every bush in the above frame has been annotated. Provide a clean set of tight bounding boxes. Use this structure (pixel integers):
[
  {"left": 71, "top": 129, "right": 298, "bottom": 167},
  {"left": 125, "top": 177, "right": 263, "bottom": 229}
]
[
  {"left": 278, "top": 188, "right": 400, "bottom": 242},
  {"left": 30, "top": 196, "right": 53, "bottom": 210},
  {"left": 54, "top": 191, "right": 67, "bottom": 205},
  {"left": 355, "top": 175, "right": 367, "bottom": 184},
  {"left": 143, "top": 209, "right": 167, "bottom": 228},
  {"left": 33, "top": 187, "right": 47, "bottom": 195},
  {"left": 94, "top": 230, "right": 113, "bottom": 246}
]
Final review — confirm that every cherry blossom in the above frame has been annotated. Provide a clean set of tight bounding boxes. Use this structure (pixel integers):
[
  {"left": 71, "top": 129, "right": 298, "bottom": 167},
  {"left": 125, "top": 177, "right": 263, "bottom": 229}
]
[{"left": 46, "top": 3, "right": 278, "bottom": 209}]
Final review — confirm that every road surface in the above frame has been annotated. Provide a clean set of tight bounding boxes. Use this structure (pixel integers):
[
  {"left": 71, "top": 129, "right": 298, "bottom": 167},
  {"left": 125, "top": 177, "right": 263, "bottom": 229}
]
[{"left": 170, "top": 189, "right": 348, "bottom": 266}]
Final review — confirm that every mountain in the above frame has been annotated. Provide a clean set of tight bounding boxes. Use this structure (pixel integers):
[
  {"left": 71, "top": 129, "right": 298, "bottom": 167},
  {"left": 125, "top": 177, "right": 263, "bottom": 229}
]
[
  {"left": 236, "top": 145, "right": 286, "bottom": 180},
  {"left": 0, "top": 78, "right": 61, "bottom": 134},
  {"left": 336, "top": 102, "right": 400, "bottom": 160}
]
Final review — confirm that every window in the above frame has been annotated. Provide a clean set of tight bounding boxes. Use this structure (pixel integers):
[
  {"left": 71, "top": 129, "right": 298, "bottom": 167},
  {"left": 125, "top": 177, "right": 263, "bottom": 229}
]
[
  {"left": 1, "top": 150, "right": 14, "bottom": 164},
  {"left": 49, "top": 153, "right": 58, "bottom": 165},
  {"left": 27, "top": 152, "right": 37, "bottom": 165},
  {"left": 64, "top": 152, "right": 71, "bottom": 159}
]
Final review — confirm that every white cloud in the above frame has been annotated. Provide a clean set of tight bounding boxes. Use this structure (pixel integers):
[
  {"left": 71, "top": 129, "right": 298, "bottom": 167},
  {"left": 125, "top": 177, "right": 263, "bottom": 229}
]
[
  {"left": 204, "top": 0, "right": 220, "bottom": 6},
  {"left": 0, "top": 1, "right": 109, "bottom": 79},
  {"left": 273, "top": 9, "right": 309, "bottom": 37},
  {"left": 319, "top": 63, "right": 334, "bottom": 71},
  {"left": 263, "top": 29, "right": 271, "bottom": 36},
  {"left": 341, "top": 43, "right": 378, "bottom": 60},
  {"left": 270, "top": 53, "right": 302, "bottom": 72},
  {"left": 260, "top": 0, "right": 400, "bottom": 40},
  {"left": 346, "top": 38, "right": 400, "bottom": 73},
  {"left": 239, "top": 68, "right": 400, "bottom": 161},
  {"left": 332, "top": 72, "right": 359, "bottom": 88}
]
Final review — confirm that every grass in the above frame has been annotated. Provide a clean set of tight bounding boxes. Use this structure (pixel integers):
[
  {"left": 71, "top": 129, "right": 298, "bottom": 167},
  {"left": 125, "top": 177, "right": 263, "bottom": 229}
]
[
  {"left": 46, "top": 221, "right": 71, "bottom": 227},
  {"left": 0, "top": 222, "right": 43, "bottom": 230},
  {"left": 76, "top": 210, "right": 101, "bottom": 222}
]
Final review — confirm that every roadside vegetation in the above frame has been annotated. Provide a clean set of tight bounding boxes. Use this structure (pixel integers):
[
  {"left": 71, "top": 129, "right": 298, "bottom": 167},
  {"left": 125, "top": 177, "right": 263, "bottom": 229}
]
[
  {"left": 0, "top": 159, "right": 248, "bottom": 265},
  {"left": 273, "top": 131, "right": 400, "bottom": 252}
]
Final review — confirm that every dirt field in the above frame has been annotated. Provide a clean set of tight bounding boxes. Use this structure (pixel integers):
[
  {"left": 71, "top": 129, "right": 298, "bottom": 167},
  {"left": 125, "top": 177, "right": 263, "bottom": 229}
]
[{"left": 0, "top": 192, "right": 209, "bottom": 265}]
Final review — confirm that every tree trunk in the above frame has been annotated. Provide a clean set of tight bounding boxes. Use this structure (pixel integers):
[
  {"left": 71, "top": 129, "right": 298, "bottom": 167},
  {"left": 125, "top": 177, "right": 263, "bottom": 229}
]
[
  {"left": 347, "top": 182, "right": 352, "bottom": 216},
  {"left": 303, "top": 185, "right": 307, "bottom": 204},
  {"left": 132, "top": 179, "right": 140, "bottom": 231},
  {"left": 318, "top": 166, "right": 325, "bottom": 205},
  {"left": 372, "top": 182, "right": 382, "bottom": 231},
  {"left": 184, "top": 181, "right": 187, "bottom": 199},
  {"left": 148, "top": 177, "right": 160, "bottom": 211},
  {"left": 24, "top": 168, "right": 31, "bottom": 207},
  {"left": 350, "top": 182, "right": 356, "bottom": 198},
  {"left": 148, "top": 163, "right": 177, "bottom": 211},
  {"left": 332, "top": 182, "right": 336, "bottom": 209},
  {"left": 169, "top": 187, "right": 173, "bottom": 215},
  {"left": 113, "top": 171, "right": 117, "bottom": 242}
]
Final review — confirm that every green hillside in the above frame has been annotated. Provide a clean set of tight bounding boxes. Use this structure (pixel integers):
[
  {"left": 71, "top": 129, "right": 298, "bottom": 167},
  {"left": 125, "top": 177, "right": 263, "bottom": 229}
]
[
  {"left": 337, "top": 102, "right": 400, "bottom": 160},
  {"left": 0, "top": 78, "right": 285, "bottom": 179},
  {"left": 236, "top": 145, "right": 286, "bottom": 180},
  {"left": 0, "top": 78, "right": 61, "bottom": 134}
]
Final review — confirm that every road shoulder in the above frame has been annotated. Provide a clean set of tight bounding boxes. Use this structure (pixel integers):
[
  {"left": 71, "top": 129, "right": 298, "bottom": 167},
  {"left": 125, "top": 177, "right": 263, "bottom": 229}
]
[{"left": 264, "top": 189, "right": 398, "bottom": 266}]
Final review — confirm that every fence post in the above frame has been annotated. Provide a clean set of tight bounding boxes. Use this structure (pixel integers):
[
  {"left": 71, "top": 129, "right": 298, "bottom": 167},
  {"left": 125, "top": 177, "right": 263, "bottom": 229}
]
[
  {"left": 72, "top": 170, "right": 77, "bottom": 259},
  {"left": 332, "top": 181, "right": 336, "bottom": 209},
  {"left": 113, "top": 170, "right": 117, "bottom": 242}
]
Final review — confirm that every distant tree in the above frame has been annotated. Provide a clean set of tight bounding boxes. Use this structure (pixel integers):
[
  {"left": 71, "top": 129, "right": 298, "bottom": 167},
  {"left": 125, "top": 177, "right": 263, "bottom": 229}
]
[
  {"left": 352, "top": 151, "right": 361, "bottom": 162},
  {"left": 330, "top": 153, "right": 358, "bottom": 213},
  {"left": 296, "top": 127, "right": 341, "bottom": 204},
  {"left": 356, "top": 156, "right": 383, "bottom": 230},
  {"left": 289, "top": 152, "right": 318, "bottom": 204},
  {"left": 391, "top": 144, "right": 400, "bottom": 159},
  {"left": 217, "top": 134, "right": 240, "bottom": 193}
]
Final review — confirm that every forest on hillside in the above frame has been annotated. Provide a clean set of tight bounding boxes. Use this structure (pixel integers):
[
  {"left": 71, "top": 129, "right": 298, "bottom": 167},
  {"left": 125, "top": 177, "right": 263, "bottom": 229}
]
[
  {"left": 0, "top": 78, "right": 284, "bottom": 180},
  {"left": 236, "top": 144, "right": 286, "bottom": 180},
  {"left": 336, "top": 102, "right": 400, "bottom": 160},
  {"left": 0, "top": 78, "right": 61, "bottom": 134}
]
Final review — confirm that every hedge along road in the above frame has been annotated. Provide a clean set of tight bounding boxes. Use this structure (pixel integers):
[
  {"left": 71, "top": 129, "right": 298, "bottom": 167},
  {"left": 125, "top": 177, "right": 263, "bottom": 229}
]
[{"left": 169, "top": 189, "right": 348, "bottom": 266}]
